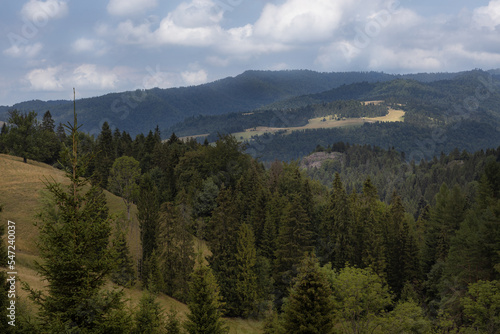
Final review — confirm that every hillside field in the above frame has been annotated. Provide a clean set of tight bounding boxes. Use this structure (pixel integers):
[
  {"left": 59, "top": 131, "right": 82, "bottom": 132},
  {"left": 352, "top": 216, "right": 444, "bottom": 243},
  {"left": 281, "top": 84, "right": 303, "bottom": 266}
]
[{"left": 232, "top": 105, "right": 405, "bottom": 141}]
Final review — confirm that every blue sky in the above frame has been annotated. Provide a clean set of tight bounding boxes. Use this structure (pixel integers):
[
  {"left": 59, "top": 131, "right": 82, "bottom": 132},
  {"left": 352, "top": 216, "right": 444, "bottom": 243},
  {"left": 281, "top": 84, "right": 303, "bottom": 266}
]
[{"left": 1, "top": 0, "right": 499, "bottom": 105}]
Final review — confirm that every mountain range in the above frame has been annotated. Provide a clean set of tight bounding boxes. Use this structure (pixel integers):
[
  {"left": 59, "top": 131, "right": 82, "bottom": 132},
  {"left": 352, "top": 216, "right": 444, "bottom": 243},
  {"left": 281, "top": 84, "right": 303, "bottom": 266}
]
[{"left": 0, "top": 69, "right": 482, "bottom": 137}]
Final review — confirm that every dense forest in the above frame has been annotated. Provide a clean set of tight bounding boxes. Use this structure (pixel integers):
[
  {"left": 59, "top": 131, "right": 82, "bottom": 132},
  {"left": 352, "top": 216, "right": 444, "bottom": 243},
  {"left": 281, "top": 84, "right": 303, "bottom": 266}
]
[
  {"left": 1, "top": 106, "right": 500, "bottom": 333},
  {"left": 160, "top": 70, "right": 500, "bottom": 163}
]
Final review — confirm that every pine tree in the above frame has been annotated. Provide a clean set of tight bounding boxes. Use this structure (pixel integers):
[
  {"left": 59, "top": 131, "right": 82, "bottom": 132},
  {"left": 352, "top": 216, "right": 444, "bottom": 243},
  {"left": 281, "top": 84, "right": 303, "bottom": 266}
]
[
  {"left": 94, "top": 121, "right": 115, "bottom": 188},
  {"left": 207, "top": 187, "right": 240, "bottom": 316},
  {"left": 159, "top": 202, "right": 195, "bottom": 302},
  {"left": 133, "top": 292, "right": 164, "bottom": 334},
  {"left": 37, "top": 110, "right": 61, "bottom": 164},
  {"left": 234, "top": 223, "right": 259, "bottom": 318},
  {"left": 320, "top": 173, "right": 355, "bottom": 268},
  {"left": 143, "top": 249, "right": 164, "bottom": 294},
  {"left": 166, "top": 308, "right": 182, "bottom": 334},
  {"left": 282, "top": 254, "right": 334, "bottom": 334},
  {"left": 24, "top": 96, "right": 130, "bottom": 332},
  {"left": 111, "top": 230, "right": 137, "bottom": 287},
  {"left": 274, "top": 195, "right": 314, "bottom": 309},
  {"left": 138, "top": 174, "right": 161, "bottom": 279},
  {"left": 184, "top": 262, "right": 228, "bottom": 334}
]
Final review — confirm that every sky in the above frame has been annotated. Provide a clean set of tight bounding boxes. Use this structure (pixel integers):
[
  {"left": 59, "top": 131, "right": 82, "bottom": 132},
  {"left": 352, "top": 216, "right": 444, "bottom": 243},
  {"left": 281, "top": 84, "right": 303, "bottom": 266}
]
[{"left": 1, "top": 0, "right": 499, "bottom": 105}]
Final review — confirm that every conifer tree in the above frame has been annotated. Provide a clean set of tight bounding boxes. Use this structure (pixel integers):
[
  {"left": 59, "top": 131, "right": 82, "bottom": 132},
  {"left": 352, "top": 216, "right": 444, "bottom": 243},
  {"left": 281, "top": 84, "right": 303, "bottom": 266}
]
[
  {"left": 184, "top": 261, "right": 228, "bottom": 334},
  {"left": 274, "top": 195, "right": 314, "bottom": 309},
  {"left": 24, "top": 94, "right": 130, "bottom": 332},
  {"left": 94, "top": 121, "right": 115, "bottom": 188},
  {"left": 111, "top": 230, "right": 137, "bottom": 287},
  {"left": 166, "top": 308, "right": 182, "bottom": 334},
  {"left": 138, "top": 174, "right": 161, "bottom": 278},
  {"left": 133, "top": 292, "right": 164, "bottom": 334},
  {"left": 261, "top": 191, "right": 283, "bottom": 260},
  {"left": 143, "top": 249, "right": 164, "bottom": 294},
  {"left": 320, "top": 173, "right": 355, "bottom": 268},
  {"left": 159, "top": 202, "right": 194, "bottom": 302},
  {"left": 234, "top": 223, "right": 259, "bottom": 318},
  {"left": 282, "top": 254, "right": 334, "bottom": 334},
  {"left": 207, "top": 187, "right": 240, "bottom": 315}
]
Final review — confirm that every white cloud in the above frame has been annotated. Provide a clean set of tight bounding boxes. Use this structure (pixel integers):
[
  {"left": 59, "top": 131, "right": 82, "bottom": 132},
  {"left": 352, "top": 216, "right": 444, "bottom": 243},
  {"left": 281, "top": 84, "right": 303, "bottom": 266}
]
[
  {"left": 21, "top": 0, "right": 68, "bottom": 22},
  {"left": 181, "top": 69, "right": 208, "bottom": 86},
  {"left": 253, "top": 0, "right": 344, "bottom": 43},
  {"left": 73, "top": 64, "right": 117, "bottom": 89},
  {"left": 472, "top": 0, "right": 500, "bottom": 30},
  {"left": 367, "top": 46, "right": 442, "bottom": 72},
  {"left": 107, "top": 0, "right": 158, "bottom": 16},
  {"left": 72, "top": 38, "right": 107, "bottom": 55},
  {"left": 171, "top": 0, "right": 223, "bottom": 28},
  {"left": 3, "top": 42, "right": 43, "bottom": 58},
  {"left": 26, "top": 66, "right": 63, "bottom": 91},
  {"left": 154, "top": 17, "right": 222, "bottom": 46},
  {"left": 26, "top": 64, "right": 118, "bottom": 91}
]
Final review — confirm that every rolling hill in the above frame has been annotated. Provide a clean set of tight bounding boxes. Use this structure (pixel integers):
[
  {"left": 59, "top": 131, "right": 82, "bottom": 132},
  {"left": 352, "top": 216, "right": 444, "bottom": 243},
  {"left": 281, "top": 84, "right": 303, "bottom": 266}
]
[{"left": 0, "top": 69, "right": 471, "bottom": 137}]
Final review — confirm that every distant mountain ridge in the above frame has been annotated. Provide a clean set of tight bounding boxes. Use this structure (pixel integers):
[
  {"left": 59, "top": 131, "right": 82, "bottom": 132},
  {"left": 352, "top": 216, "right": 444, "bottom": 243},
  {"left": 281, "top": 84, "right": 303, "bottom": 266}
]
[{"left": 0, "top": 69, "right": 480, "bottom": 136}]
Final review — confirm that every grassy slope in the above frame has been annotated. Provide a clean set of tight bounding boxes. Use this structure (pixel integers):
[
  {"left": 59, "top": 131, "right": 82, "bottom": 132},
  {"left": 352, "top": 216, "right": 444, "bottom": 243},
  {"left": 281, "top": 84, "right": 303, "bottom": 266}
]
[
  {"left": 0, "top": 154, "right": 262, "bottom": 333},
  {"left": 233, "top": 105, "right": 405, "bottom": 141}
]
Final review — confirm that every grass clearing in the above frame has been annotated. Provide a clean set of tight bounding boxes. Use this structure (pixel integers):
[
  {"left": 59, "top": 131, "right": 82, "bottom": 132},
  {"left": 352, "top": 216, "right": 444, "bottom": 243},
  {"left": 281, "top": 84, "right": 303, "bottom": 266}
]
[{"left": 233, "top": 105, "right": 405, "bottom": 141}]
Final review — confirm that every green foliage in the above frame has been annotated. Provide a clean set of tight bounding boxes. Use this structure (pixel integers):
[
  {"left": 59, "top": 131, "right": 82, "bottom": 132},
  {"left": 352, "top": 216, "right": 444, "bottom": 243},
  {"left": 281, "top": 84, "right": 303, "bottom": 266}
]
[
  {"left": 281, "top": 254, "right": 334, "bottom": 334},
  {"left": 166, "top": 308, "right": 182, "bottom": 334},
  {"left": 461, "top": 280, "right": 500, "bottom": 333},
  {"left": 133, "top": 292, "right": 164, "bottom": 334},
  {"left": 24, "top": 108, "right": 130, "bottom": 332},
  {"left": 94, "top": 121, "right": 115, "bottom": 188},
  {"left": 184, "top": 262, "right": 228, "bottom": 334},
  {"left": 378, "top": 300, "right": 431, "bottom": 334},
  {"left": 4, "top": 110, "right": 38, "bottom": 163},
  {"left": 159, "top": 202, "right": 195, "bottom": 302},
  {"left": 143, "top": 249, "right": 164, "bottom": 294},
  {"left": 108, "top": 155, "right": 141, "bottom": 220},
  {"left": 137, "top": 173, "right": 161, "bottom": 274},
  {"left": 234, "top": 223, "right": 259, "bottom": 318},
  {"left": 273, "top": 194, "right": 314, "bottom": 309},
  {"left": 111, "top": 230, "right": 137, "bottom": 287},
  {"left": 330, "top": 266, "right": 393, "bottom": 334}
]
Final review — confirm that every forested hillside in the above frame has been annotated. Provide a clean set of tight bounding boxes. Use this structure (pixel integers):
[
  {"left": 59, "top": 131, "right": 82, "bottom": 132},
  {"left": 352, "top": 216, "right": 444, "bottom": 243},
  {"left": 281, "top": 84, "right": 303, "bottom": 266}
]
[
  {"left": 1, "top": 106, "right": 500, "bottom": 332},
  {"left": 0, "top": 69, "right": 477, "bottom": 137}
]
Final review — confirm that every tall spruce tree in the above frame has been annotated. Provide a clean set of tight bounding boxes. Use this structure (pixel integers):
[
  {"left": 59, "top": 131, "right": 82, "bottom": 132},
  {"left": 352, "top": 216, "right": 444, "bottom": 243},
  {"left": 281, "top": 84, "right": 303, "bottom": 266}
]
[
  {"left": 159, "top": 202, "right": 195, "bottom": 302},
  {"left": 133, "top": 292, "right": 164, "bottom": 334},
  {"left": 94, "top": 121, "right": 115, "bottom": 188},
  {"left": 273, "top": 195, "right": 314, "bottom": 309},
  {"left": 234, "top": 223, "right": 259, "bottom": 318},
  {"left": 184, "top": 261, "right": 228, "bottom": 334},
  {"left": 207, "top": 187, "right": 241, "bottom": 316},
  {"left": 137, "top": 174, "right": 161, "bottom": 279},
  {"left": 111, "top": 230, "right": 137, "bottom": 287},
  {"left": 320, "top": 172, "right": 355, "bottom": 268},
  {"left": 282, "top": 254, "right": 334, "bottom": 334},
  {"left": 24, "top": 94, "right": 130, "bottom": 332}
]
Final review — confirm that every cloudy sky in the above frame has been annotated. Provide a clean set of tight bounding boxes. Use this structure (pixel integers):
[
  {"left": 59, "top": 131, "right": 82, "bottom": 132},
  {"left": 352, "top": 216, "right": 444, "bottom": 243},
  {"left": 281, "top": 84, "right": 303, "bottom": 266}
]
[{"left": 1, "top": 0, "right": 499, "bottom": 105}]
